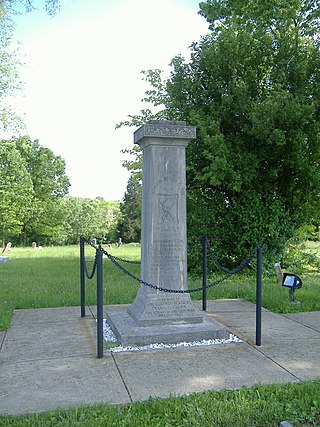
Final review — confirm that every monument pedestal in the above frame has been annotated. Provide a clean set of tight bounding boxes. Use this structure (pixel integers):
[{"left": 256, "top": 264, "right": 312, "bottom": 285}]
[
  {"left": 107, "top": 121, "right": 230, "bottom": 346},
  {"left": 128, "top": 290, "right": 203, "bottom": 326},
  {"left": 106, "top": 305, "right": 229, "bottom": 347}
]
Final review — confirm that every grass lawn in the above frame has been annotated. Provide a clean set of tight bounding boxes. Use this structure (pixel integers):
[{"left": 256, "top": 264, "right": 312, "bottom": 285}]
[
  {"left": 1, "top": 241, "right": 319, "bottom": 426},
  {"left": 0, "top": 243, "right": 141, "bottom": 330},
  {"left": 1, "top": 241, "right": 319, "bottom": 330},
  {"left": 1, "top": 381, "right": 320, "bottom": 426}
]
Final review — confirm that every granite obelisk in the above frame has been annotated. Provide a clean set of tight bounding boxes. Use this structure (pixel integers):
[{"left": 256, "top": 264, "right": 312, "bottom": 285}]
[
  {"left": 106, "top": 120, "right": 229, "bottom": 346},
  {"left": 128, "top": 120, "right": 202, "bottom": 325}
]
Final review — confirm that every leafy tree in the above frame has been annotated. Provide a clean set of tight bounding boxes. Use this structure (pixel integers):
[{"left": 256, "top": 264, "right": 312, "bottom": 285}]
[
  {"left": 0, "top": 141, "right": 33, "bottom": 246},
  {"left": 58, "top": 197, "right": 121, "bottom": 245},
  {"left": 101, "top": 199, "right": 122, "bottom": 242},
  {"left": 0, "top": 0, "right": 63, "bottom": 134},
  {"left": 61, "top": 197, "right": 104, "bottom": 244},
  {"left": 6, "top": 0, "right": 62, "bottom": 16},
  {"left": 117, "top": 175, "right": 141, "bottom": 243},
  {"left": 0, "top": 2, "right": 25, "bottom": 134},
  {"left": 119, "top": 0, "right": 320, "bottom": 266},
  {"left": 13, "top": 136, "right": 70, "bottom": 245}
]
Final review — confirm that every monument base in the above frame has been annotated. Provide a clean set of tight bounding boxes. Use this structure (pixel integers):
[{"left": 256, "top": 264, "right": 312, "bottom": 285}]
[
  {"left": 106, "top": 305, "right": 230, "bottom": 347},
  {"left": 127, "top": 291, "right": 203, "bottom": 327}
]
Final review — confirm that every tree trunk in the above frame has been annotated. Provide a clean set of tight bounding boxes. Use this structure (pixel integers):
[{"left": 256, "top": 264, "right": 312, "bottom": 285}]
[{"left": 1, "top": 224, "right": 5, "bottom": 249}]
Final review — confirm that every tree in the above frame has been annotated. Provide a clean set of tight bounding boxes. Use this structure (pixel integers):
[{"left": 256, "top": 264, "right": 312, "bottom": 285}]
[
  {"left": 0, "top": 140, "right": 33, "bottom": 246},
  {"left": 101, "top": 199, "right": 122, "bottom": 242},
  {"left": 57, "top": 197, "right": 121, "bottom": 245},
  {"left": 13, "top": 136, "right": 70, "bottom": 245},
  {"left": 119, "top": 0, "right": 320, "bottom": 265},
  {"left": 117, "top": 175, "right": 142, "bottom": 243},
  {"left": 7, "top": 1, "right": 62, "bottom": 16},
  {"left": 0, "top": 0, "right": 63, "bottom": 134},
  {"left": 0, "top": 2, "right": 25, "bottom": 134}
]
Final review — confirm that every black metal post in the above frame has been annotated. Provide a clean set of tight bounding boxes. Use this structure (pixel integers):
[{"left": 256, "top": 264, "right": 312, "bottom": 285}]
[
  {"left": 80, "top": 236, "right": 86, "bottom": 318},
  {"left": 202, "top": 235, "right": 207, "bottom": 311},
  {"left": 256, "top": 245, "right": 262, "bottom": 346},
  {"left": 290, "top": 287, "right": 295, "bottom": 303},
  {"left": 96, "top": 246, "right": 104, "bottom": 358}
]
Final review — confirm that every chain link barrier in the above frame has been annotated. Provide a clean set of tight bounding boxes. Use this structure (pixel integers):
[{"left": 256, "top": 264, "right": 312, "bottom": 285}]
[
  {"left": 102, "top": 245, "right": 259, "bottom": 294},
  {"left": 80, "top": 235, "right": 263, "bottom": 353},
  {"left": 81, "top": 235, "right": 259, "bottom": 293},
  {"left": 206, "top": 237, "right": 258, "bottom": 275},
  {"left": 104, "top": 249, "right": 221, "bottom": 293},
  {"left": 82, "top": 236, "right": 141, "bottom": 267},
  {"left": 187, "top": 237, "right": 202, "bottom": 253},
  {"left": 83, "top": 253, "right": 98, "bottom": 280},
  {"left": 81, "top": 237, "right": 98, "bottom": 280},
  {"left": 107, "top": 254, "right": 141, "bottom": 265}
]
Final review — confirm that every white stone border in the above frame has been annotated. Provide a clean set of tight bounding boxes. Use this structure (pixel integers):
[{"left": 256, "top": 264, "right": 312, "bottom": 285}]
[{"left": 103, "top": 319, "right": 243, "bottom": 353}]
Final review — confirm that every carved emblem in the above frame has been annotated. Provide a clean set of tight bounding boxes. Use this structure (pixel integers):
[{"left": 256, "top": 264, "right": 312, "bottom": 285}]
[{"left": 158, "top": 194, "right": 178, "bottom": 223}]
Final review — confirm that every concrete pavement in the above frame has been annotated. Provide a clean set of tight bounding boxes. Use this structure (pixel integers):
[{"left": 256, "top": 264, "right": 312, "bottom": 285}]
[{"left": 0, "top": 299, "right": 319, "bottom": 416}]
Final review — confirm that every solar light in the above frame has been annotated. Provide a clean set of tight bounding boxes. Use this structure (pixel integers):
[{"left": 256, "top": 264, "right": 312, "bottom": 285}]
[{"left": 282, "top": 273, "right": 302, "bottom": 302}]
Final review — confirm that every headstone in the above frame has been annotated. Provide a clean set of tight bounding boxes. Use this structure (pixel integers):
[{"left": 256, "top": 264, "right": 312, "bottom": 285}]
[
  {"left": 32, "top": 242, "right": 43, "bottom": 250},
  {"left": 274, "top": 262, "right": 283, "bottom": 284},
  {"left": 2, "top": 242, "right": 12, "bottom": 254},
  {"left": 106, "top": 120, "right": 229, "bottom": 346}
]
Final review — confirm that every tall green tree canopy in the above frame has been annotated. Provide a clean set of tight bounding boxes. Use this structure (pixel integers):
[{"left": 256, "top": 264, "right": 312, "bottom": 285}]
[
  {"left": 117, "top": 175, "right": 141, "bottom": 243},
  {"left": 120, "top": 0, "right": 320, "bottom": 265},
  {"left": 0, "top": 140, "right": 33, "bottom": 245},
  {"left": 60, "top": 197, "right": 120, "bottom": 245},
  {"left": 0, "top": 2, "right": 24, "bottom": 133},
  {"left": 0, "top": 136, "right": 70, "bottom": 245},
  {"left": 12, "top": 136, "right": 70, "bottom": 244}
]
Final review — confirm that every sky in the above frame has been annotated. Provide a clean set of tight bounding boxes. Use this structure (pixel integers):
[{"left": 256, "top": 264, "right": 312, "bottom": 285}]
[{"left": 10, "top": 0, "right": 209, "bottom": 201}]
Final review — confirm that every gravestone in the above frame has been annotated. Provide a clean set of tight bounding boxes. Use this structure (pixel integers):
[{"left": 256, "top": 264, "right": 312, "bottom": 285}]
[
  {"left": 2, "top": 242, "right": 11, "bottom": 254},
  {"left": 274, "top": 262, "right": 283, "bottom": 284},
  {"left": 0, "top": 242, "right": 11, "bottom": 263},
  {"left": 106, "top": 120, "right": 229, "bottom": 346}
]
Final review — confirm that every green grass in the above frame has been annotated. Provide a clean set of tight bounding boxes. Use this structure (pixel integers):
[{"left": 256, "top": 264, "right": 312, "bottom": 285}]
[
  {"left": 1, "top": 241, "right": 320, "bottom": 426},
  {"left": 1, "top": 381, "right": 320, "bottom": 426},
  {"left": 0, "top": 243, "right": 140, "bottom": 330},
  {"left": 190, "top": 269, "right": 320, "bottom": 314},
  {"left": 1, "top": 242, "right": 320, "bottom": 330}
]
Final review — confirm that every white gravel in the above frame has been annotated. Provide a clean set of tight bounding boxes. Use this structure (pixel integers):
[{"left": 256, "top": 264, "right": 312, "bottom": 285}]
[{"left": 103, "top": 319, "right": 243, "bottom": 353}]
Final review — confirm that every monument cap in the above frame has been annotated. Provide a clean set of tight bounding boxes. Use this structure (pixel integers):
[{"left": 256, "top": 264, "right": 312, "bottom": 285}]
[{"left": 134, "top": 120, "right": 196, "bottom": 144}]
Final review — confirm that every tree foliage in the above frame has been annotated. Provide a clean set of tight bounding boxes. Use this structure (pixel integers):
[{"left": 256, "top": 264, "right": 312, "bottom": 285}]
[
  {"left": 0, "top": 136, "right": 71, "bottom": 245},
  {"left": 0, "top": 0, "right": 63, "bottom": 133},
  {"left": 0, "top": 2, "right": 24, "bottom": 133},
  {"left": 119, "top": 0, "right": 320, "bottom": 265},
  {"left": 6, "top": 0, "right": 62, "bottom": 16},
  {"left": 117, "top": 175, "right": 141, "bottom": 243},
  {"left": 59, "top": 197, "right": 121, "bottom": 245},
  {"left": 12, "top": 136, "right": 70, "bottom": 244},
  {"left": 0, "top": 140, "right": 33, "bottom": 245}
]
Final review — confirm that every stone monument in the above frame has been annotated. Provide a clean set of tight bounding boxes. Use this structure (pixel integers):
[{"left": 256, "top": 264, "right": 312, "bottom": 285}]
[{"left": 106, "top": 120, "right": 229, "bottom": 346}]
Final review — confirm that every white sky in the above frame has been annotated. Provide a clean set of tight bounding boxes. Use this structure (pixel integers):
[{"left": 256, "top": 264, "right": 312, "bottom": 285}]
[{"left": 10, "top": 0, "right": 208, "bottom": 201}]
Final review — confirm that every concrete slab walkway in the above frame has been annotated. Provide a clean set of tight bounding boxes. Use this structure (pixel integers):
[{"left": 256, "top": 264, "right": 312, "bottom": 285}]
[{"left": 0, "top": 300, "right": 319, "bottom": 416}]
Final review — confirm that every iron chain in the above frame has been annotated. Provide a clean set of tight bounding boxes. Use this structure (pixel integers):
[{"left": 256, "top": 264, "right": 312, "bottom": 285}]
[
  {"left": 83, "top": 252, "right": 98, "bottom": 280},
  {"left": 103, "top": 249, "right": 234, "bottom": 293},
  {"left": 206, "top": 238, "right": 257, "bottom": 275},
  {"left": 82, "top": 236, "right": 260, "bottom": 293}
]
